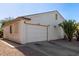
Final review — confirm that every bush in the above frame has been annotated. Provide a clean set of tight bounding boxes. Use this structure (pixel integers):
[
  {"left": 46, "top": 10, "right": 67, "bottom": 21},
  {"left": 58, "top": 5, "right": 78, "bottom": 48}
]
[{"left": 59, "top": 20, "right": 77, "bottom": 41}]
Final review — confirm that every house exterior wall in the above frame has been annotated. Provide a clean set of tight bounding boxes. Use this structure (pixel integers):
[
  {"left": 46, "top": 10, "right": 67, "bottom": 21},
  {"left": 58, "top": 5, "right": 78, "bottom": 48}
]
[
  {"left": 3, "top": 10, "right": 65, "bottom": 44},
  {"left": 19, "top": 20, "right": 48, "bottom": 44},
  {"left": 3, "top": 21, "right": 21, "bottom": 43},
  {"left": 25, "top": 25, "right": 47, "bottom": 43},
  {"left": 25, "top": 11, "right": 65, "bottom": 41}
]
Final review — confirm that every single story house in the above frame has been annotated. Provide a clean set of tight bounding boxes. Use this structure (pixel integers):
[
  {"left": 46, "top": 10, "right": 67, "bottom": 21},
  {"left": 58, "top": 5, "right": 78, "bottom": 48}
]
[{"left": 3, "top": 10, "right": 65, "bottom": 44}]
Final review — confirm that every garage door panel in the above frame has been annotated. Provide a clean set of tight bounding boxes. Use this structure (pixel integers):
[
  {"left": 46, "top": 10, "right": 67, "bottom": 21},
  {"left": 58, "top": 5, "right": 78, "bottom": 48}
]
[{"left": 25, "top": 25, "right": 47, "bottom": 43}]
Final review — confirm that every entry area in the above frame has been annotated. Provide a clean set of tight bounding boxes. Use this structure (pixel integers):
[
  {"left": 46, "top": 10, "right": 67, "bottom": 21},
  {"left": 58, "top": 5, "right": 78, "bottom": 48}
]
[{"left": 24, "top": 24, "right": 48, "bottom": 43}]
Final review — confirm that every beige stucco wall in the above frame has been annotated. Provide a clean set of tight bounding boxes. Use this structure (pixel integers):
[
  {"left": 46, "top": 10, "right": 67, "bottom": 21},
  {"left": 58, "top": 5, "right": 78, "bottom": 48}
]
[
  {"left": 3, "top": 21, "right": 21, "bottom": 43},
  {"left": 18, "top": 20, "right": 48, "bottom": 44},
  {"left": 18, "top": 11, "right": 65, "bottom": 44},
  {"left": 25, "top": 11, "right": 65, "bottom": 41},
  {"left": 3, "top": 10, "right": 65, "bottom": 44}
]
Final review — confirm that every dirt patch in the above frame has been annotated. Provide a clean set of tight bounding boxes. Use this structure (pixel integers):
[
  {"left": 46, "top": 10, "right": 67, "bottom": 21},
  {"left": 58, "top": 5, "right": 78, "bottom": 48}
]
[{"left": 0, "top": 39, "right": 31, "bottom": 56}]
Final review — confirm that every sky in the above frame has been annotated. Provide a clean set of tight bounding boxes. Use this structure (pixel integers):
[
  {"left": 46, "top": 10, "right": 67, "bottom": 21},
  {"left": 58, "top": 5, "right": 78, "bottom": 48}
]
[{"left": 0, "top": 3, "right": 79, "bottom": 22}]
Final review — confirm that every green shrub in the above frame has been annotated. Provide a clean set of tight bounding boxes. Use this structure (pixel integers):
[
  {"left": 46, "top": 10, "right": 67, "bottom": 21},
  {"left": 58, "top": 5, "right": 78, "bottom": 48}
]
[{"left": 59, "top": 20, "right": 77, "bottom": 41}]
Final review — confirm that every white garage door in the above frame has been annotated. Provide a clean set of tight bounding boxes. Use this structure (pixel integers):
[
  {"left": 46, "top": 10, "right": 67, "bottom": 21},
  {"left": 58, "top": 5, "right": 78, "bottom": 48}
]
[{"left": 25, "top": 24, "right": 47, "bottom": 43}]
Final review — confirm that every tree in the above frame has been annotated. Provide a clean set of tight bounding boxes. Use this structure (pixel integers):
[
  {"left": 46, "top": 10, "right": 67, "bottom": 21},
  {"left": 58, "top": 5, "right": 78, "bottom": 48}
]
[
  {"left": 59, "top": 20, "right": 77, "bottom": 41},
  {"left": 0, "top": 17, "right": 13, "bottom": 38},
  {"left": 0, "top": 17, "right": 14, "bottom": 28}
]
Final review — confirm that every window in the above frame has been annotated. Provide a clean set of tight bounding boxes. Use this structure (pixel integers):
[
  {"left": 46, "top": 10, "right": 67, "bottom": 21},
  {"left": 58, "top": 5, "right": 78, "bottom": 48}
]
[
  {"left": 55, "top": 14, "right": 58, "bottom": 20},
  {"left": 10, "top": 25, "right": 12, "bottom": 34}
]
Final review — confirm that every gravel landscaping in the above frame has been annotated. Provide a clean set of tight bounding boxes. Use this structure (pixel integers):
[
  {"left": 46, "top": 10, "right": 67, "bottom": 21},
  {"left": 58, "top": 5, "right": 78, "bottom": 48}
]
[
  {"left": 0, "top": 39, "right": 30, "bottom": 56},
  {"left": 1, "top": 38, "right": 79, "bottom": 56},
  {"left": 0, "top": 39, "right": 45, "bottom": 56}
]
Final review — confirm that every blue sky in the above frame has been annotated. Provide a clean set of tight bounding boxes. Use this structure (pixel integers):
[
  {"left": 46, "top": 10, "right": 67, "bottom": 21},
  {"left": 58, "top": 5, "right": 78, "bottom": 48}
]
[{"left": 0, "top": 3, "right": 79, "bottom": 22}]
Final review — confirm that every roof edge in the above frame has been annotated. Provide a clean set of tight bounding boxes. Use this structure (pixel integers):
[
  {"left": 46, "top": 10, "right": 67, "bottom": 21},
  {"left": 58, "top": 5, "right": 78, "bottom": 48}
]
[{"left": 25, "top": 10, "right": 57, "bottom": 17}]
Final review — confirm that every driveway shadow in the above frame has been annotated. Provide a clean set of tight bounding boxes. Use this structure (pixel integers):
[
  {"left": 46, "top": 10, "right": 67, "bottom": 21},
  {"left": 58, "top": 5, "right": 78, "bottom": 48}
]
[{"left": 1, "top": 38, "right": 45, "bottom": 56}]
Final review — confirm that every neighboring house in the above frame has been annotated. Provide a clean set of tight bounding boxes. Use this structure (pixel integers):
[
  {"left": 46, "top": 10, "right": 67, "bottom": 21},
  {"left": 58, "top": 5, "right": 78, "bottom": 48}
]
[{"left": 3, "top": 10, "right": 65, "bottom": 44}]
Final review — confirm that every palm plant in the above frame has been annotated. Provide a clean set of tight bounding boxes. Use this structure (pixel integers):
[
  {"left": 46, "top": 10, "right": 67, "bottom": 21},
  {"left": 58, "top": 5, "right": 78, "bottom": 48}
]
[
  {"left": 75, "top": 23, "right": 79, "bottom": 41},
  {"left": 59, "top": 20, "right": 77, "bottom": 41}
]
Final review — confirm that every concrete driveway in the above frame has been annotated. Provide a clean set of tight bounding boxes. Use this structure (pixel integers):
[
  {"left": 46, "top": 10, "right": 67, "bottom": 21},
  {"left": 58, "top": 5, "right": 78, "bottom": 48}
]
[
  {"left": 1, "top": 38, "right": 79, "bottom": 56},
  {"left": 0, "top": 39, "right": 45, "bottom": 56},
  {"left": 25, "top": 39, "right": 79, "bottom": 56}
]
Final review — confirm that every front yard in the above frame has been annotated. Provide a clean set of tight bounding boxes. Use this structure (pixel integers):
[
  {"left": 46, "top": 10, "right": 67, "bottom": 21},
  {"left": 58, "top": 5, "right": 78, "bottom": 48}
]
[
  {"left": 0, "top": 39, "right": 44, "bottom": 56},
  {"left": 0, "top": 39, "right": 30, "bottom": 56},
  {"left": 1, "top": 38, "right": 79, "bottom": 56},
  {"left": 26, "top": 39, "right": 79, "bottom": 56}
]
